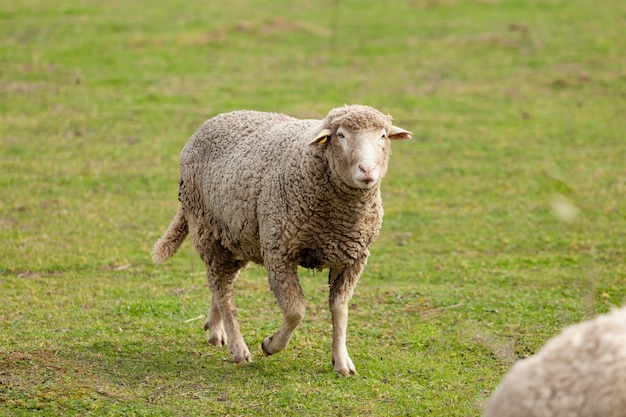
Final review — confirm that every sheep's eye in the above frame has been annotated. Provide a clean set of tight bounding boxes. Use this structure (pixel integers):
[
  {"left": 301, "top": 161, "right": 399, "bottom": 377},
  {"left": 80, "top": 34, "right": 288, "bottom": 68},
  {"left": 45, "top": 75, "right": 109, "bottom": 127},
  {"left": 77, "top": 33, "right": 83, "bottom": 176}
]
[
  {"left": 381, "top": 133, "right": 388, "bottom": 140},
  {"left": 336, "top": 132, "right": 345, "bottom": 139}
]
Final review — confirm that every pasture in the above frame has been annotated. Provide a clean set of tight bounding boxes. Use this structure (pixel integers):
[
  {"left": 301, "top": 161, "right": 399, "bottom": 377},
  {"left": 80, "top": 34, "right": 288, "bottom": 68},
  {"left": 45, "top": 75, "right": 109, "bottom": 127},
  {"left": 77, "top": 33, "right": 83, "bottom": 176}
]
[{"left": 1, "top": 0, "right": 625, "bottom": 415}]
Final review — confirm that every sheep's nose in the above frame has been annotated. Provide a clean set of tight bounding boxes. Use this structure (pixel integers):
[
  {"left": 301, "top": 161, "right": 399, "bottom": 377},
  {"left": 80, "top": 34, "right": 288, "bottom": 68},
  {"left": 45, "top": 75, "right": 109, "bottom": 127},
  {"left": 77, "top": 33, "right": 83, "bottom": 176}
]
[{"left": 357, "top": 162, "right": 378, "bottom": 183}]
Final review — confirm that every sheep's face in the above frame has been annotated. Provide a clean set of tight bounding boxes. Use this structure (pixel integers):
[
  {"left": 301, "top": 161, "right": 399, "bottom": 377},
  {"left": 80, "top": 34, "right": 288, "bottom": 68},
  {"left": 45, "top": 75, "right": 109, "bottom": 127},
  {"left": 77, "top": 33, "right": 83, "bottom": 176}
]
[
  {"left": 332, "top": 127, "right": 389, "bottom": 189},
  {"left": 312, "top": 125, "right": 411, "bottom": 190}
]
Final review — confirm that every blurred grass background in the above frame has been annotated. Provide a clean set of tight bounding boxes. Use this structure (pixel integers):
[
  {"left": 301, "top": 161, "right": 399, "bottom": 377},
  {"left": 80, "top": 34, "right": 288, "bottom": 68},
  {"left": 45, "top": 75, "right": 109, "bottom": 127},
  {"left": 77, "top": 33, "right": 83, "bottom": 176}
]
[{"left": 1, "top": 0, "right": 625, "bottom": 415}]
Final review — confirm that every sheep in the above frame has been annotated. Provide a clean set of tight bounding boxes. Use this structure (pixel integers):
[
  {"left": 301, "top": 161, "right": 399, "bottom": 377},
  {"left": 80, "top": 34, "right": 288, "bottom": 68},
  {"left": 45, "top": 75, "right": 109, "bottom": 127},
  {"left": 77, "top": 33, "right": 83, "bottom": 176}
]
[
  {"left": 484, "top": 306, "right": 626, "bottom": 416},
  {"left": 152, "top": 105, "right": 412, "bottom": 375}
]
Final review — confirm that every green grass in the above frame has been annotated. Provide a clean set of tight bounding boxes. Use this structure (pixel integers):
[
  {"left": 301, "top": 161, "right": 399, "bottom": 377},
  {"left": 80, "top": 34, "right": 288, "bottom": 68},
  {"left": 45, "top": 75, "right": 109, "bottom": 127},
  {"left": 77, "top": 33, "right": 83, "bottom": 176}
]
[{"left": 1, "top": 0, "right": 625, "bottom": 415}]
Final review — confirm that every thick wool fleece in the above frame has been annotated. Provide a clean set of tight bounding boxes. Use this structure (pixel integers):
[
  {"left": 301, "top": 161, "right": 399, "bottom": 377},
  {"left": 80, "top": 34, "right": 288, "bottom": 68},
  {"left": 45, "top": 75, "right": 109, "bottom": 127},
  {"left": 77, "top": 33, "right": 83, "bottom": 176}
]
[
  {"left": 158, "top": 106, "right": 391, "bottom": 270},
  {"left": 484, "top": 306, "right": 626, "bottom": 417}
]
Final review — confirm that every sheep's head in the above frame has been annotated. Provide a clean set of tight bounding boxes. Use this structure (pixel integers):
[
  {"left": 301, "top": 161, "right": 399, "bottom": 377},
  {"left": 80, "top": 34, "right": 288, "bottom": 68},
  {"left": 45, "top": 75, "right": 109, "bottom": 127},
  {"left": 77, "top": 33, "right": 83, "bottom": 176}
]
[{"left": 310, "top": 105, "right": 411, "bottom": 190}]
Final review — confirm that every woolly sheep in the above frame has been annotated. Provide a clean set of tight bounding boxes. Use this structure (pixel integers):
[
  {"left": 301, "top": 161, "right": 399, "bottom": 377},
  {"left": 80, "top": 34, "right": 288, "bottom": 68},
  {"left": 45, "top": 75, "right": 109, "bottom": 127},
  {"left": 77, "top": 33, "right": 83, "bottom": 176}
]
[
  {"left": 484, "top": 306, "right": 626, "bottom": 416},
  {"left": 152, "top": 105, "right": 412, "bottom": 375}
]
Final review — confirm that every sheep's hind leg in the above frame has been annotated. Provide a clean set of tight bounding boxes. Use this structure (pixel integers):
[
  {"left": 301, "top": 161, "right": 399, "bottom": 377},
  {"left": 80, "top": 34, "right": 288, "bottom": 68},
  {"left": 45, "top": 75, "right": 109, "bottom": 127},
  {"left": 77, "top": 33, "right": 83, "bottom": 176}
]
[
  {"left": 207, "top": 266, "right": 251, "bottom": 363},
  {"left": 190, "top": 223, "right": 250, "bottom": 363},
  {"left": 329, "top": 260, "right": 365, "bottom": 376},
  {"left": 204, "top": 293, "right": 227, "bottom": 346},
  {"left": 262, "top": 262, "right": 305, "bottom": 356}
]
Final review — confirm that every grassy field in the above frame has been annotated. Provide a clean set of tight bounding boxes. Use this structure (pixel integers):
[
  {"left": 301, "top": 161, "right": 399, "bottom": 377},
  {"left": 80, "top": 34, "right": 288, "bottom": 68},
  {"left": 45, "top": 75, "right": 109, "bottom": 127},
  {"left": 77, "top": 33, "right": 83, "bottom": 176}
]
[{"left": 1, "top": 0, "right": 625, "bottom": 415}]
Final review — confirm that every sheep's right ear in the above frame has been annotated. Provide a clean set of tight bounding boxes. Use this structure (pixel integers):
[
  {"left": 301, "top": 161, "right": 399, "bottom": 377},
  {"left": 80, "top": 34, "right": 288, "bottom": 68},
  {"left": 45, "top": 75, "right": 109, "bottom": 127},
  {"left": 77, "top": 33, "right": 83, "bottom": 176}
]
[
  {"left": 389, "top": 126, "right": 412, "bottom": 140},
  {"left": 310, "top": 129, "right": 332, "bottom": 145}
]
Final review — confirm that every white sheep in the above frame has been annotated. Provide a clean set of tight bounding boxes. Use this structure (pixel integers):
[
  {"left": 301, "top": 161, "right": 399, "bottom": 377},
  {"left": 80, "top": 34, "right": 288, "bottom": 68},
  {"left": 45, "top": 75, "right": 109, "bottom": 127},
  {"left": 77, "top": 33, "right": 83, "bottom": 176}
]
[
  {"left": 484, "top": 306, "right": 626, "bottom": 416},
  {"left": 152, "top": 105, "right": 411, "bottom": 375}
]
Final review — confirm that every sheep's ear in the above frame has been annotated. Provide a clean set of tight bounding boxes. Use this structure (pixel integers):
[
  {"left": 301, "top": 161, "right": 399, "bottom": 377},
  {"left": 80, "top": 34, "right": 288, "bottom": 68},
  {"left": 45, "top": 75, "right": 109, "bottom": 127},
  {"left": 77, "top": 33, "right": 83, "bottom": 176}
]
[
  {"left": 389, "top": 126, "right": 412, "bottom": 140},
  {"left": 310, "top": 129, "right": 333, "bottom": 145}
]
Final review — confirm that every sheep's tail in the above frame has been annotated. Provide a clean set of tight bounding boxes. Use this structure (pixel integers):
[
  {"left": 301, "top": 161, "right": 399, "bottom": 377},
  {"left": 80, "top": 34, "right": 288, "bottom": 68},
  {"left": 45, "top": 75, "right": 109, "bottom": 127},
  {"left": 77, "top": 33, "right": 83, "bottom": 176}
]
[{"left": 152, "top": 207, "right": 188, "bottom": 264}]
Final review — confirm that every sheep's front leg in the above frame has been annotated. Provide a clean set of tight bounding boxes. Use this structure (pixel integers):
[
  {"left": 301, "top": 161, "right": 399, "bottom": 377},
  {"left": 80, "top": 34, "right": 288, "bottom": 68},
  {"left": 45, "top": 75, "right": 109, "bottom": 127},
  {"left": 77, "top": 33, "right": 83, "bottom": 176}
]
[
  {"left": 262, "top": 262, "right": 306, "bottom": 356},
  {"left": 329, "top": 260, "right": 365, "bottom": 376}
]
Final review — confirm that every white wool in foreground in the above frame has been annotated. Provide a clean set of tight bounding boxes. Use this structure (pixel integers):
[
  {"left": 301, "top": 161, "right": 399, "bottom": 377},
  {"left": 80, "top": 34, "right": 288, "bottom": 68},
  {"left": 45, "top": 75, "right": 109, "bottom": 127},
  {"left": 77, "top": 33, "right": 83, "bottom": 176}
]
[{"left": 484, "top": 306, "right": 626, "bottom": 417}]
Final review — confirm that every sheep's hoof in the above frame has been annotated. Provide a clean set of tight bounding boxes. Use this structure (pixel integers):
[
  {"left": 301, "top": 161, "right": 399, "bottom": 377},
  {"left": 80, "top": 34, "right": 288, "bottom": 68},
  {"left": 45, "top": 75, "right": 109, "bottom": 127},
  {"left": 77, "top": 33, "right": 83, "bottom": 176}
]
[
  {"left": 261, "top": 337, "right": 273, "bottom": 356},
  {"left": 208, "top": 335, "right": 226, "bottom": 347},
  {"left": 233, "top": 352, "right": 252, "bottom": 364},
  {"left": 231, "top": 345, "right": 252, "bottom": 363},
  {"left": 206, "top": 327, "right": 227, "bottom": 347},
  {"left": 335, "top": 367, "right": 357, "bottom": 377},
  {"left": 332, "top": 357, "right": 357, "bottom": 376}
]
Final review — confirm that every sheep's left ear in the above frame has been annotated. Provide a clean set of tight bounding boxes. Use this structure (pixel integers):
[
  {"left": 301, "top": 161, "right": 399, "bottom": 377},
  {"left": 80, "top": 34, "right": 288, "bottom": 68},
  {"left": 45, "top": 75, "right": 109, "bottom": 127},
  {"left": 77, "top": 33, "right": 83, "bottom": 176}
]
[
  {"left": 389, "top": 126, "right": 412, "bottom": 140},
  {"left": 310, "top": 129, "right": 333, "bottom": 145}
]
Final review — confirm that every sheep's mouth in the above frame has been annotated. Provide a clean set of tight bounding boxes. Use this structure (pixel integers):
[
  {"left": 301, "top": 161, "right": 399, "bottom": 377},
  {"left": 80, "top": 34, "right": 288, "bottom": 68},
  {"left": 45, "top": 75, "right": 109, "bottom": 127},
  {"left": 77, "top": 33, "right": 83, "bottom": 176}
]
[{"left": 354, "top": 179, "right": 377, "bottom": 189}]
